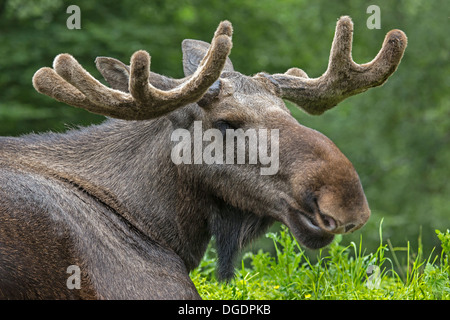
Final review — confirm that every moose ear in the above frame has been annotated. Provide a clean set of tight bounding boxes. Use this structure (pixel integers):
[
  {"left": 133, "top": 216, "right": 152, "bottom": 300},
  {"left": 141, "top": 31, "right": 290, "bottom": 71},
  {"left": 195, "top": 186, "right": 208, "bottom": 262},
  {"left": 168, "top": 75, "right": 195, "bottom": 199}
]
[
  {"left": 95, "top": 57, "right": 130, "bottom": 93},
  {"left": 182, "top": 39, "right": 234, "bottom": 76}
]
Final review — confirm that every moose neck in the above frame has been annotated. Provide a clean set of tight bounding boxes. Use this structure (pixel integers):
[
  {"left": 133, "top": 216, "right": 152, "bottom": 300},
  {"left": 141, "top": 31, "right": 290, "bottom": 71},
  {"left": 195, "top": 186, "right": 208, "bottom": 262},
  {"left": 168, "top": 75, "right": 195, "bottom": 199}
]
[{"left": 9, "top": 113, "right": 275, "bottom": 277}]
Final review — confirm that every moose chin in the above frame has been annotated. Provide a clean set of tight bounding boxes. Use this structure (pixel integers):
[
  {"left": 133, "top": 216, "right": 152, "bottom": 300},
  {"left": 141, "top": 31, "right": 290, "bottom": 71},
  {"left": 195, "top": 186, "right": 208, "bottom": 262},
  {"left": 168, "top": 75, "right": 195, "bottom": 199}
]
[{"left": 0, "top": 17, "right": 406, "bottom": 299}]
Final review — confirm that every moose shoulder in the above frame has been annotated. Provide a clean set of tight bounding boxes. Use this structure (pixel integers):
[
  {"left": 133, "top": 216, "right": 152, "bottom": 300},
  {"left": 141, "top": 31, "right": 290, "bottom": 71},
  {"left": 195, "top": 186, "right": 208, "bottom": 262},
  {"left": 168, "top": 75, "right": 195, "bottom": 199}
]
[{"left": 0, "top": 17, "right": 407, "bottom": 299}]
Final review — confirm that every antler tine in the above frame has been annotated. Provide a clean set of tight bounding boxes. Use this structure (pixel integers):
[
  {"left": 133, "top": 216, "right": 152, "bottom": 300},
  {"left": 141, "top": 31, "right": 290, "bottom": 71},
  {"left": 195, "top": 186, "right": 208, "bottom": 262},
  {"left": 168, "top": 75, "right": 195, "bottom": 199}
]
[
  {"left": 266, "top": 16, "right": 407, "bottom": 115},
  {"left": 32, "top": 67, "right": 102, "bottom": 112},
  {"left": 130, "top": 20, "right": 232, "bottom": 114},
  {"left": 32, "top": 21, "right": 233, "bottom": 120}
]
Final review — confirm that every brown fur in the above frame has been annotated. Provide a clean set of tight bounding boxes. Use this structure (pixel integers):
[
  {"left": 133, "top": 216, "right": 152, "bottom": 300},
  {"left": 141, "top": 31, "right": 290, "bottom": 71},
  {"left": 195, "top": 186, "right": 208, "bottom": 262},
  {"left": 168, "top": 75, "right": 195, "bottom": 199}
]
[{"left": 0, "top": 17, "right": 406, "bottom": 299}]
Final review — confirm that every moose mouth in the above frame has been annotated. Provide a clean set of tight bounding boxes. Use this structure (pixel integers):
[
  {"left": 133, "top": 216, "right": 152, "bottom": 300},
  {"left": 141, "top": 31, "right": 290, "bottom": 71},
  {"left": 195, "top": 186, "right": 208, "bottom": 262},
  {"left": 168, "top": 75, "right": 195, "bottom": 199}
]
[
  {"left": 298, "top": 212, "right": 321, "bottom": 232},
  {"left": 283, "top": 206, "right": 335, "bottom": 250}
]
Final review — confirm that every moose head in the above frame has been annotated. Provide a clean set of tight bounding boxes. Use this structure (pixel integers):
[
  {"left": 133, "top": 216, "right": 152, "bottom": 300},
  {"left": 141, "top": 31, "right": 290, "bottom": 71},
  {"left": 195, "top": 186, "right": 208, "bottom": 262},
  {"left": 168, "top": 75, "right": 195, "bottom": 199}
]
[{"left": 27, "top": 17, "right": 407, "bottom": 289}]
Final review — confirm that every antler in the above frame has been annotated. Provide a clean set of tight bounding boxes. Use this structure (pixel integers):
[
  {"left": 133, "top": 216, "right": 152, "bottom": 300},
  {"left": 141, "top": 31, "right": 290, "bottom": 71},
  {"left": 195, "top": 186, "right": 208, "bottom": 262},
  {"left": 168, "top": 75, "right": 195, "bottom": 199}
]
[
  {"left": 32, "top": 21, "right": 233, "bottom": 120},
  {"left": 263, "top": 16, "right": 407, "bottom": 115}
]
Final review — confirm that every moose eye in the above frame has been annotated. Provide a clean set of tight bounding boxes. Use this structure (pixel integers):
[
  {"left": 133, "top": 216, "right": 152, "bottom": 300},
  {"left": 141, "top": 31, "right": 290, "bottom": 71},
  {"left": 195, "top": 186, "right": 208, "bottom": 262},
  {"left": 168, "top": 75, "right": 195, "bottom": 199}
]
[{"left": 213, "top": 120, "right": 238, "bottom": 136}]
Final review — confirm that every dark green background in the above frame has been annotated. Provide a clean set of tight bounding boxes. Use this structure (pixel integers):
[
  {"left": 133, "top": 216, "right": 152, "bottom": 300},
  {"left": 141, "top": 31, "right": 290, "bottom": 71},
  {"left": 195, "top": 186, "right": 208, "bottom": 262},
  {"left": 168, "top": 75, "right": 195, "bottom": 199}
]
[{"left": 1, "top": 0, "right": 448, "bottom": 257}]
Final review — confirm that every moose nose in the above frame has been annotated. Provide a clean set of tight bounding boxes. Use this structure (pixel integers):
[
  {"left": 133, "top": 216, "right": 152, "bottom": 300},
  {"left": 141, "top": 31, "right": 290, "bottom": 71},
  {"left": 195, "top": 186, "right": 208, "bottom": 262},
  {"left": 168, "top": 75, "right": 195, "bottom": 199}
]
[{"left": 319, "top": 214, "right": 361, "bottom": 234}]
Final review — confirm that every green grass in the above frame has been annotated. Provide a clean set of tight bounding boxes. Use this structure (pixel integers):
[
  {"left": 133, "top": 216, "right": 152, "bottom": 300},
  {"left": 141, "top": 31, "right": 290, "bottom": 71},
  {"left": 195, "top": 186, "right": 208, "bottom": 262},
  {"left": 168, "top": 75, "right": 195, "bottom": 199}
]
[{"left": 190, "top": 221, "right": 450, "bottom": 300}]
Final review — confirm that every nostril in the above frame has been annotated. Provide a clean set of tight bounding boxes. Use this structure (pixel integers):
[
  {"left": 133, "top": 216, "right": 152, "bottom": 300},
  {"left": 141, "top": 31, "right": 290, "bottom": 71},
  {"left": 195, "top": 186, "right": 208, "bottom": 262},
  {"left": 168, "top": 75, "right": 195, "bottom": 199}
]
[
  {"left": 345, "top": 223, "right": 356, "bottom": 233},
  {"left": 321, "top": 215, "right": 337, "bottom": 231}
]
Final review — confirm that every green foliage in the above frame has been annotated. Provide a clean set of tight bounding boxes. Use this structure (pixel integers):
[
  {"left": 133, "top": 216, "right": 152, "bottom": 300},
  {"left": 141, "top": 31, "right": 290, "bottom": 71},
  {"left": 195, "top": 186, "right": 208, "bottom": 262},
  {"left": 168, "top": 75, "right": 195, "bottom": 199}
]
[
  {"left": 0, "top": 0, "right": 448, "bottom": 256},
  {"left": 436, "top": 229, "right": 450, "bottom": 265},
  {"left": 191, "top": 225, "right": 450, "bottom": 300}
]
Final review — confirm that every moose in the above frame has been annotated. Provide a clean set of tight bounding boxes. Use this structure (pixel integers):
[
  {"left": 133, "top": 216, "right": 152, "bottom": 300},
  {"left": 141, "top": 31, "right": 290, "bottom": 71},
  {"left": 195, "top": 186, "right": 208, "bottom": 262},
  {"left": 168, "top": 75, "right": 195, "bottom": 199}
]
[{"left": 0, "top": 17, "right": 406, "bottom": 299}]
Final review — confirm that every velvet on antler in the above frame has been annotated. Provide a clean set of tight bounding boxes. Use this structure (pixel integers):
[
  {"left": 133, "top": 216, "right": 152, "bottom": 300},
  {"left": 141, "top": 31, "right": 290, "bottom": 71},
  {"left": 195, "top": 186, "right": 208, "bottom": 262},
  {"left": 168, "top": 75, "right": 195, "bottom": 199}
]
[
  {"left": 32, "top": 21, "right": 233, "bottom": 120},
  {"left": 262, "top": 16, "right": 407, "bottom": 115}
]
